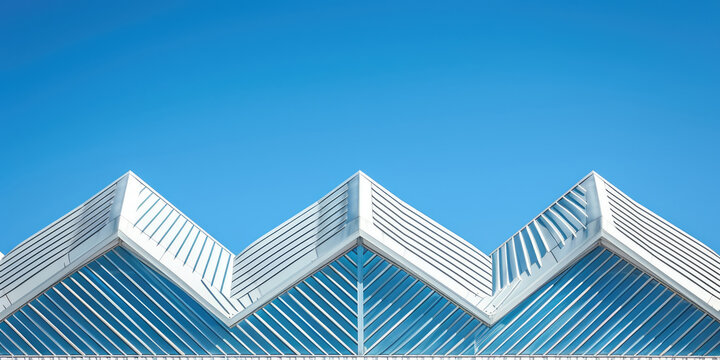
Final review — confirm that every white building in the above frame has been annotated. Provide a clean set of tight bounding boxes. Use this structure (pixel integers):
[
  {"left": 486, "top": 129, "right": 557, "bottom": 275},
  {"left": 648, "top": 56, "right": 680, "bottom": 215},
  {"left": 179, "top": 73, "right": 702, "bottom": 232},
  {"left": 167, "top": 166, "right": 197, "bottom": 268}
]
[{"left": 0, "top": 171, "right": 718, "bottom": 358}]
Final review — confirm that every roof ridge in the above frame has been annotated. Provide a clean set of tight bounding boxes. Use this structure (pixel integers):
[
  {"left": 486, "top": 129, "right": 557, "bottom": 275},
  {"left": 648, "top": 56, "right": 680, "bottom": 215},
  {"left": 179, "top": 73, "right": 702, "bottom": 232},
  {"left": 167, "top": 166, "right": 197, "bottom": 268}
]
[{"left": 2, "top": 170, "right": 719, "bottom": 327}]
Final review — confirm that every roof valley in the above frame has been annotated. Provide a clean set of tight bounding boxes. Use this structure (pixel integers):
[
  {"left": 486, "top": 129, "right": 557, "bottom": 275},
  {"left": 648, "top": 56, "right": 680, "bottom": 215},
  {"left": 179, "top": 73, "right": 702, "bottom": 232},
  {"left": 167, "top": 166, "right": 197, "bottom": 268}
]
[{"left": 1, "top": 170, "right": 718, "bottom": 327}]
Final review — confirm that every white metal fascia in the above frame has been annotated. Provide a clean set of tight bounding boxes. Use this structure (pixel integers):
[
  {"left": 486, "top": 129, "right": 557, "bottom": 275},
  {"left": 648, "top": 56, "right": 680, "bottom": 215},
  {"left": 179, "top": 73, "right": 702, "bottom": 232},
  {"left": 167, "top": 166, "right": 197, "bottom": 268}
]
[
  {"left": 483, "top": 172, "right": 720, "bottom": 323},
  {"left": 0, "top": 172, "right": 246, "bottom": 326},
  {"left": 114, "top": 172, "right": 245, "bottom": 324},
  {"left": 358, "top": 231, "right": 493, "bottom": 324},
  {"left": 226, "top": 225, "right": 361, "bottom": 326},
  {"left": 0, "top": 170, "right": 496, "bottom": 326},
  {"left": 0, "top": 174, "right": 125, "bottom": 322},
  {"left": 227, "top": 171, "right": 494, "bottom": 326},
  {"left": 225, "top": 172, "right": 368, "bottom": 326},
  {"left": 2, "top": 169, "right": 720, "bottom": 329},
  {"left": 593, "top": 174, "right": 720, "bottom": 320}
]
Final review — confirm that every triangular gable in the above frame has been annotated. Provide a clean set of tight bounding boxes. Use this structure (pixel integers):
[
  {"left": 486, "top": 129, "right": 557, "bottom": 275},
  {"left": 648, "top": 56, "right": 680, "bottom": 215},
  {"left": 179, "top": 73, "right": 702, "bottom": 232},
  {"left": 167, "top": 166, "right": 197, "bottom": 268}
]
[
  {"left": 2, "top": 169, "right": 720, "bottom": 340},
  {"left": 0, "top": 171, "right": 494, "bottom": 327},
  {"left": 0, "top": 175, "right": 122, "bottom": 317},
  {"left": 0, "top": 243, "right": 480, "bottom": 356},
  {"left": 2, "top": 244, "right": 718, "bottom": 356},
  {"left": 228, "top": 172, "right": 493, "bottom": 326},
  {"left": 0, "top": 246, "right": 358, "bottom": 356},
  {"left": 475, "top": 246, "right": 720, "bottom": 356},
  {"left": 483, "top": 172, "right": 720, "bottom": 325},
  {"left": 0, "top": 172, "right": 244, "bottom": 326},
  {"left": 600, "top": 178, "right": 720, "bottom": 313},
  {"left": 357, "top": 244, "right": 720, "bottom": 356}
]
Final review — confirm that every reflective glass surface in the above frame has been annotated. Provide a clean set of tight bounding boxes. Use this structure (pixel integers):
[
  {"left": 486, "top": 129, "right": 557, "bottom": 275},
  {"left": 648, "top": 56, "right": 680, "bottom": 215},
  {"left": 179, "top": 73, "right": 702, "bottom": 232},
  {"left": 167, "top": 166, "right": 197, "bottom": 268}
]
[{"left": 1, "top": 245, "right": 718, "bottom": 356}]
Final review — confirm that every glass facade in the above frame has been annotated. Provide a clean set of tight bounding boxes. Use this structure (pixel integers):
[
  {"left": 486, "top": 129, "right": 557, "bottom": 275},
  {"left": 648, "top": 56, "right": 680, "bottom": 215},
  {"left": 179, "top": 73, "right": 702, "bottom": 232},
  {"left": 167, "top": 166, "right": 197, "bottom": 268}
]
[{"left": 1, "top": 245, "right": 718, "bottom": 356}]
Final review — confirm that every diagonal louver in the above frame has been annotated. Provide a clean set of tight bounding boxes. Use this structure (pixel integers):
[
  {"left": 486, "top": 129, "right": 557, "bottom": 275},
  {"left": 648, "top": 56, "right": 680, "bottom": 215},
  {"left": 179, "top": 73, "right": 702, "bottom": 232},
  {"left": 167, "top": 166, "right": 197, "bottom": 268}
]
[
  {"left": 2, "top": 244, "right": 719, "bottom": 356},
  {"left": 1, "top": 171, "right": 719, "bottom": 358}
]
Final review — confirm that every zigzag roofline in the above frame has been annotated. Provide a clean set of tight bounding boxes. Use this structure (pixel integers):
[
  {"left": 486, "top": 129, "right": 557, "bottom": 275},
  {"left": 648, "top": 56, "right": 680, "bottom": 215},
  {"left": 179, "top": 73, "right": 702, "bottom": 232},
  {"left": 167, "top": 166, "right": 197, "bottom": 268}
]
[
  {"left": 0, "top": 170, "right": 718, "bottom": 327},
  {"left": 227, "top": 171, "right": 494, "bottom": 325}
]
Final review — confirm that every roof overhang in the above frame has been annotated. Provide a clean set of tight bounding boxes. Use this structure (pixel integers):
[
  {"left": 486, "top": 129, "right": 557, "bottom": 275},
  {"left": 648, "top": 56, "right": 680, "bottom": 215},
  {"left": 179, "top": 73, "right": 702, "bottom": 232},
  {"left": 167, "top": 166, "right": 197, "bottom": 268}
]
[{"left": 1, "top": 170, "right": 718, "bottom": 327}]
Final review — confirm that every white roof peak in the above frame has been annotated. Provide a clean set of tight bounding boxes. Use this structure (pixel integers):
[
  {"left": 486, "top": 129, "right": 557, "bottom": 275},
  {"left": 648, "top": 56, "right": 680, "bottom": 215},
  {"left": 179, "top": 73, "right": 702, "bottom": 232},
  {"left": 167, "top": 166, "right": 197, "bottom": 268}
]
[
  {"left": 229, "top": 169, "right": 494, "bottom": 324},
  {"left": 352, "top": 169, "right": 369, "bottom": 178},
  {"left": 1, "top": 170, "right": 719, "bottom": 326},
  {"left": 486, "top": 171, "right": 720, "bottom": 321},
  {"left": 122, "top": 169, "right": 138, "bottom": 177}
]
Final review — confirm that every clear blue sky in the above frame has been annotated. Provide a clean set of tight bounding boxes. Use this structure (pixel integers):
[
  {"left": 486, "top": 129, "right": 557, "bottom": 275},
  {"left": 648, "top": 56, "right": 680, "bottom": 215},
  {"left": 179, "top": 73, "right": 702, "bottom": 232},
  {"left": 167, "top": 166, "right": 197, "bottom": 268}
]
[{"left": 1, "top": 1, "right": 719, "bottom": 255}]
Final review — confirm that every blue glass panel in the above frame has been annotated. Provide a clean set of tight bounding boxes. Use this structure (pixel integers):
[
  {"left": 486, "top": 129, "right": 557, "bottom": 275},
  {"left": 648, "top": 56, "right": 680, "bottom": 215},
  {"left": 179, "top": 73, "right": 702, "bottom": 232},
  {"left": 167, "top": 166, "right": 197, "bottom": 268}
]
[
  {"left": 8, "top": 314, "right": 54, "bottom": 354},
  {"left": 114, "top": 253, "right": 240, "bottom": 354},
  {"left": 478, "top": 247, "right": 613, "bottom": 354},
  {"left": 0, "top": 322, "right": 34, "bottom": 355},
  {"left": 669, "top": 316, "right": 716, "bottom": 356},
  {"left": 645, "top": 306, "right": 704, "bottom": 355},
  {"left": 696, "top": 327, "right": 720, "bottom": 355},
  {"left": 269, "top": 296, "right": 331, "bottom": 353},
  {"left": 236, "top": 317, "right": 280, "bottom": 354},
  {"left": 254, "top": 308, "right": 306, "bottom": 354},
  {"left": 594, "top": 285, "right": 672, "bottom": 354},
  {"left": 34, "top": 295, "right": 108, "bottom": 354},
  {"left": 359, "top": 245, "right": 482, "bottom": 355},
  {"left": 85, "top": 256, "right": 177, "bottom": 354},
  {"left": 63, "top": 274, "right": 150, "bottom": 354},
  {"left": 19, "top": 307, "right": 79, "bottom": 355},
  {"left": 93, "top": 256, "right": 216, "bottom": 354},
  {"left": 578, "top": 277, "right": 656, "bottom": 355},
  {"left": 551, "top": 266, "right": 644, "bottom": 354},
  {"left": 1, "top": 244, "right": 718, "bottom": 356},
  {"left": 44, "top": 286, "right": 123, "bottom": 354},
  {"left": 0, "top": 323, "right": 22, "bottom": 354},
  {"left": 618, "top": 296, "right": 687, "bottom": 355},
  {"left": 472, "top": 247, "right": 720, "bottom": 356}
]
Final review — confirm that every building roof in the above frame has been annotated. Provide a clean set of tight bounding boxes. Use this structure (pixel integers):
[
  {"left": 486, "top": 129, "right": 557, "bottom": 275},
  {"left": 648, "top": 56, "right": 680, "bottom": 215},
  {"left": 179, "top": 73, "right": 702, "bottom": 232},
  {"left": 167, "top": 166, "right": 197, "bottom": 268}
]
[{"left": 1, "top": 170, "right": 718, "bottom": 327}]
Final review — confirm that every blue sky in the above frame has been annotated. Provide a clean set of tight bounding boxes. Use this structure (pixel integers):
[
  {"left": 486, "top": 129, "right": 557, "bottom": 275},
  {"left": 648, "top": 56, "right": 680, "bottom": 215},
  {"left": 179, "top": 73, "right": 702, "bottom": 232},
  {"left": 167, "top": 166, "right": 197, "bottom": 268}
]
[{"left": 1, "top": 1, "right": 719, "bottom": 255}]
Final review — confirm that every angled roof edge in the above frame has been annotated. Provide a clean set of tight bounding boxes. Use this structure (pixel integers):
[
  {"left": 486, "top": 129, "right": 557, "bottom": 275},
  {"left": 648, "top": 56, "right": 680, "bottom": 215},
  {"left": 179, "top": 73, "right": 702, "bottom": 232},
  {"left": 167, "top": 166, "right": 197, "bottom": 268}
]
[
  {"left": 226, "top": 171, "right": 494, "bottom": 326},
  {"left": 484, "top": 172, "right": 720, "bottom": 323},
  {"left": 226, "top": 230, "right": 494, "bottom": 327},
  {"left": 596, "top": 176, "right": 720, "bottom": 317},
  {"left": 1, "top": 170, "right": 719, "bottom": 327},
  {"left": 0, "top": 171, "right": 496, "bottom": 326},
  {"left": 104, "top": 172, "right": 245, "bottom": 324},
  {"left": 0, "top": 172, "right": 125, "bottom": 320},
  {"left": 479, "top": 172, "right": 604, "bottom": 320},
  {"left": 0, "top": 172, "right": 243, "bottom": 325}
]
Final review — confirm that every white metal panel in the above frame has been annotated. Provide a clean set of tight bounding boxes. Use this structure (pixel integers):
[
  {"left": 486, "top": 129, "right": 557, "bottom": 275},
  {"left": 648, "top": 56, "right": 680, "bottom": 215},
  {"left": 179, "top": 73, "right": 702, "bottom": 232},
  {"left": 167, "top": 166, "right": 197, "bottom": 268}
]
[
  {"left": 125, "top": 174, "right": 234, "bottom": 296},
  {"left": 2, "top": 169, "right": 720, "bottom": 331},
  {"left": 0, "top": 178, "right": 119, "bottom": 312},
  {"left": 489, "top": 174, "right": 592, "bottom": 292},
  {"left": 369, "top": 180, "right": 493, "bottom": 299},
  {"left": 230, "top": 179, "right": 350, "bottom": 302},
  {"left": 603, "top": 179, "right": 720, "bottom": 309}
]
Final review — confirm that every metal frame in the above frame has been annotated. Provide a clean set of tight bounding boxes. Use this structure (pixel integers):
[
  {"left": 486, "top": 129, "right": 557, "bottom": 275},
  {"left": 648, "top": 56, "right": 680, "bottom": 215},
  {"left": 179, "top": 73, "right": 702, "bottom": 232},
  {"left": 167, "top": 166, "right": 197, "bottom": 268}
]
[{"left": 1, "top": 170, "right": 720, "bottom": 358}]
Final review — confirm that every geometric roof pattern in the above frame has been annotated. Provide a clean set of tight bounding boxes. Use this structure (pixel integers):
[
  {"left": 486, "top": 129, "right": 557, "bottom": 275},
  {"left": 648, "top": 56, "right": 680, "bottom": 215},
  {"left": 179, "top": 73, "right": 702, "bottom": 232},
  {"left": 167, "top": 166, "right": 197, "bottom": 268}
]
[
  {"left": 1, "top": 170, "right": 719, "bottom": 356},
  {"left": 3, "top": 245, "right": 462, "bottom": 356},
  {"left": 2, "top": 240, "right": 719, "bottom": 356}
]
